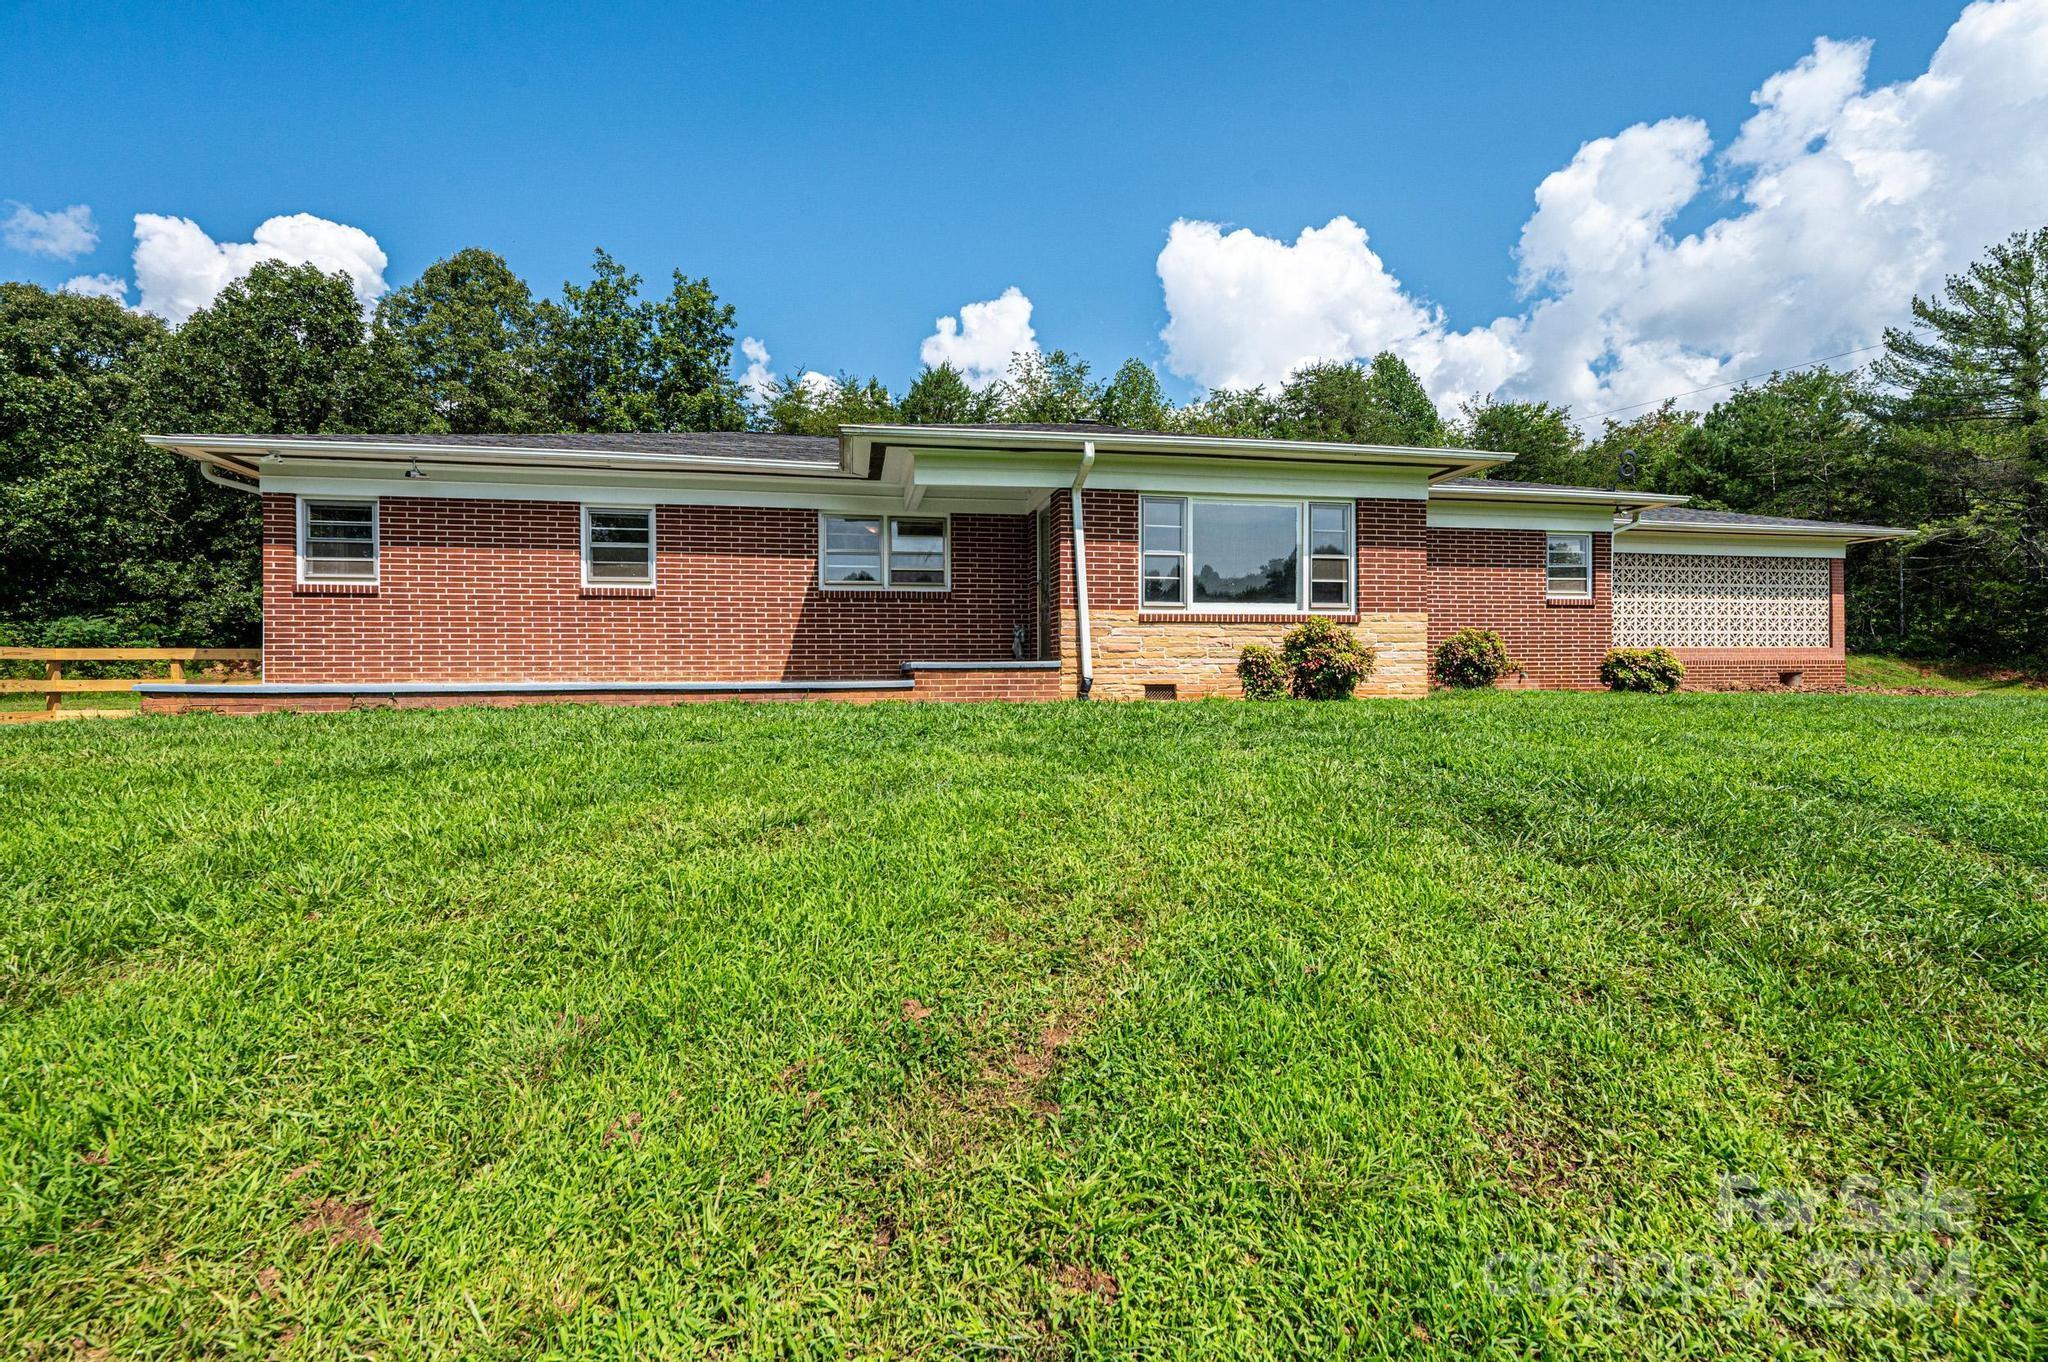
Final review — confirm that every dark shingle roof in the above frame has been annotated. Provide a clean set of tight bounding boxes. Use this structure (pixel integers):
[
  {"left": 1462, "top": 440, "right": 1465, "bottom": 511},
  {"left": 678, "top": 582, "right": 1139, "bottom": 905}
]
[
  {"left": 1635, "top": 506, "right": 1909, "bottom": 535},
  {"left": 279, "top": 432, "right": 839, "bottom": 466}
]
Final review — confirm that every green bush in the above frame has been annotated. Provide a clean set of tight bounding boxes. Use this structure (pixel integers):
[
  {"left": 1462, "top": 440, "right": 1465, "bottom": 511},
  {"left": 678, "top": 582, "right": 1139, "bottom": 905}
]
[
  {"left": 1433, "top": 628, "right": 1515, "bottom": 689},
  {"left": 1279, "top": 617, "right": 1376, "bottom": 700},
  {"left": 1601, "top": 646, "right": 1686, "bottom": 693},
  {"left": 1236, "top": 644, "right": 1288, "bottom": 700}
]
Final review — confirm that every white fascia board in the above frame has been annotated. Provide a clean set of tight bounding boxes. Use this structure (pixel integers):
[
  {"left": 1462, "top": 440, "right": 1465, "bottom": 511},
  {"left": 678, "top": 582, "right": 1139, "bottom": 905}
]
[
  {"left": 1431, "top": 484, "right": 1687, "bottom": 509},
  {"left": 145, "top": 434, "right": 849, "bottom": 479},
  {"left": 261, "top": 470, "right": 1038, "bottom": 517},
  {"left": 1428, "top": 501, "right": 1619, "bottom": 533},
  {"left": 908, "top": 448, "right": 1433, "bottom": 500},
  {"left": 840, "top": 423, "right": 1512, "bottom": 475},
  {"left": 1613, "top": 529, "right": 1848, "bottom": 559}
]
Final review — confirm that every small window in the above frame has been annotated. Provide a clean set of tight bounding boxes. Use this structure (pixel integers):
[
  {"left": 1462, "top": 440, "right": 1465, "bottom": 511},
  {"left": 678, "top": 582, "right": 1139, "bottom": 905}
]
[
  {"left": 298, "top": 498, "right": 377, "bottom": 582},
  {"left": 820, "top": 514, "right": 948, "bottom": 590},
  {"left": 1546, "top": 532, "right": 1592, "bottom": 599},
  {"left": 1308, "top": 502, "right": 1353, "bottom": 610},
  {"left": 583, "top": 506, "right": 654, "bottom": 585},
  {"left": 1141, "top": 496, "right": 1188, "bottom": 606}
]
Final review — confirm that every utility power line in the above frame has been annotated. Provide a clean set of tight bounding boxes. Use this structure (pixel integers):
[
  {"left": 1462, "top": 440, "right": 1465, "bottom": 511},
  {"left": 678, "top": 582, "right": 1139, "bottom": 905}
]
[{"left": 1578, "top": 342, "right": 1888, "bottom": 422}]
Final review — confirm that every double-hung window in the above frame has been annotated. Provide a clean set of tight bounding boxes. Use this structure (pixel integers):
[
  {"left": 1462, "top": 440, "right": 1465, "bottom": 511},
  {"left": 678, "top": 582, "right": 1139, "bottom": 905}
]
[
  {"left": 1139, "top": 497, "right": 1355, "bottom": 612},
  {"left": 297, "top": 497, "right": 378, "bottom": 583},
  {"left": 1545, "top": 532, "right": 1593, "bottom": 600},
  {"left": 583, "top": 506, "right": 654, "bottom": 585},
  {"left": 819, "top": 514, "right": 949, "bottom": 590}
]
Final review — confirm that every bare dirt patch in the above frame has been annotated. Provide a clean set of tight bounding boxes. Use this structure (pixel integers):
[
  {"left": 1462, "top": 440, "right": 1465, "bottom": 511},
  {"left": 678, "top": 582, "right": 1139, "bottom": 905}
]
[
  {"left": 1050, "top": 1263, "right": 1120, "bottom": 1301},
  {"left": 295, "top": 1197, "right": 382, "bottom": 1247}
]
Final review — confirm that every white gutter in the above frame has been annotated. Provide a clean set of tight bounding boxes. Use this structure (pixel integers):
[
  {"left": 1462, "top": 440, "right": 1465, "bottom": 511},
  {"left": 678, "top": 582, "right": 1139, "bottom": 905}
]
[
  {"left": 1070, "top": 441, "right": 1097, "bottom": 699},
  {"left": 143, "top": 435, "right": 848, "bottom": 479},
  {"left": 201, "top": 462, "right": 261, "bottom": 495}
]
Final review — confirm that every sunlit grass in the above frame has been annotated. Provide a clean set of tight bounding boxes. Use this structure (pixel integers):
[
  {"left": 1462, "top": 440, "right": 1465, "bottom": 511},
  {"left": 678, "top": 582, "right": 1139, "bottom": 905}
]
[{"left": 3, "top": 693, "right": 2044, "bottom": 1357}]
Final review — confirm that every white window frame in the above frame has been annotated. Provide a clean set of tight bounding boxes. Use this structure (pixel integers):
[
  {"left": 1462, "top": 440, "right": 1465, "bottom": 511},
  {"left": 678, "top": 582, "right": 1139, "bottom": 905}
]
[
  {"left": 296, "top": 496, "right": 379, "bottom": 585},
  {"left": 581, "top": 504, "right": 656, "bottom": 587},
  {"left": 1546, "top": 531, "right": 1594, "bottom": 600},
  {"left": 816, "top": 512, "right": 951, "bottom": 592},
  {"left": 1138, "top": 495, "right": 1355, "bottom": 614}
]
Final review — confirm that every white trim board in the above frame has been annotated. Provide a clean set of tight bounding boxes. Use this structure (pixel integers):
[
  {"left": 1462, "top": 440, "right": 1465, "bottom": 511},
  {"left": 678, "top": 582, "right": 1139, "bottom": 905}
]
[
  {"left": 1613, "top": 531, "right": 1847, "bottom": 559},
  {"left": 1428, "top": 502, "right": 1617, "bottom": 533}
]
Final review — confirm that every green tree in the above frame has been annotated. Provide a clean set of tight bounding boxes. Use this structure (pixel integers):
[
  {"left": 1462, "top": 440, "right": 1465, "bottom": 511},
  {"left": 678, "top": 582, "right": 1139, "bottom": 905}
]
[
  {"left": 376, "top": 248, "right": 548, "bottom": 433},
  {"left": 1000, "top": 350, "right": 1101, "bottom": 423},
  {"left": 1098, "top": 359, "right": 1174, "bottom": 430},
  {"left": 535, "top": 250, "right": 657, "bottom": 431},
  {"left": 1583, "top": 401, "right": 1700, "bottom": 490},
  {"left": 535, "top": 249, "right": 746, "bottom": 432},
  {"left": 139, "top": 260, "right": 430, "bottom": 435},
  {"left": 648, "top": 271, "right": 747, "bottom": 432},
  {"left": 1277, "top": 353, "right": 1445, "bottom": 446},
  {"left": 0, "top": 283, "right": 260, "bottom": 643},
  {"left": 1666, "top": 371, "right": 1896, "bottom": 522},
  {"left": 1173, "top": 386, "right": 1281, "bottom": 438},
  {"left": 1868, "top": 227, "right": 2048, "bottom": 663},
  {"left": 899, "top": 363, "right": 997, "bottom": 424},
  {"left": 1460, "top": 398, "right": 1584, "bottom": 483},
  {"left": 756, "top": 373, "right": 898, "bottom": 435}
]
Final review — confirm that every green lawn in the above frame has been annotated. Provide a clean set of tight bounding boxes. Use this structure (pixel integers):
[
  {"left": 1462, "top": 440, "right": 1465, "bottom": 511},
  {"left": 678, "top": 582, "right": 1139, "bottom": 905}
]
[
  {"left": 3, "top": 695, "right": 2045, "bottom": 1358},
  {"left": 1847, "top": 653, "right": 2047, "bottom": 694}
]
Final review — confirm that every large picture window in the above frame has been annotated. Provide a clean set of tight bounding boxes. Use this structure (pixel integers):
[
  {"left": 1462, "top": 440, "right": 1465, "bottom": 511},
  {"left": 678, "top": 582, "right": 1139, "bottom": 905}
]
[
  {"left": 819, "top": 514, "right": 949, "bottom": 590},
  {"left": 1139, "top": 497, "right": 1354, "bottom": 612},
  {"left": 297, "top": 497, "right": 378, "bottom": 583}
]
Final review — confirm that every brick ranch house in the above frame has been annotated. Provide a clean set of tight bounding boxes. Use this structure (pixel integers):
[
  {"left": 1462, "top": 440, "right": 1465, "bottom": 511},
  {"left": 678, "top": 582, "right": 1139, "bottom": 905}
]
[{"left": 138, "top": 424, "right": 1906, "bottom": 713}]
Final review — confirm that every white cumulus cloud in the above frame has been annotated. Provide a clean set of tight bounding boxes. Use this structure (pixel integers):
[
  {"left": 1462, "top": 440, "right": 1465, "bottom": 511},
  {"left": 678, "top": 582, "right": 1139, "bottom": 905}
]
[
  {"left": 129, "top": 212, "right": 390, "bottom": 324},
  {"left": 1157, "top": 216, "right": 1518, "bottom": 405},
  {"left": 1158, "top": 0, "right": 2048, "bottom": 418},
  {"left": 3, "top": 202, "right": 98, "bottom": 260},
  {"left": 59, "top": 273, "right": 129, "bottom": 304},
  {"left": 918, "top": 287, "right": 1037, "bottom": 390},
  {"left": 737, "top": 335, "right": 836, "bottom": 407}
]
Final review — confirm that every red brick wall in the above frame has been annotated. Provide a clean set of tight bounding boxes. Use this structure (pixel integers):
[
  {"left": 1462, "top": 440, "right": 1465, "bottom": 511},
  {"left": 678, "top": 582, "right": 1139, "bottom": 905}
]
[
  {"left": 261, "top": 494, "right": 1034, "bottom": 683},
  {"left": 1427, "top": 527, "right": 1613, "bottom": 689}
]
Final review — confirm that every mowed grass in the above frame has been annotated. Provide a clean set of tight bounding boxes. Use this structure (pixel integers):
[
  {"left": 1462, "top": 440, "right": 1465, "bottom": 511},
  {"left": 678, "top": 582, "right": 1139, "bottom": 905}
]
[
  {"left": 3, "top": 695, "right": 2045, "bottom": 1359},
  {"left": 1847, "top": 654, "right": 2047, "bottom": 694}
]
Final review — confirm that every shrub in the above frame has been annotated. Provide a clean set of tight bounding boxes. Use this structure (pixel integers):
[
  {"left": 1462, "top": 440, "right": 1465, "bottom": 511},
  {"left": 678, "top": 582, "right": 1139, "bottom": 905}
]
[
  {"left": 1279, "top": 617, "right": 1376, "bottom": 700},
  {"left": 1601, "top": 646, "right": 1686, "bottom": 693},
  {"left": 1433, "top": 628, "right": 1514, "bottom": 689},
  {"left": 1236, "top": 644, "right": 1288, "bottom": 700}
]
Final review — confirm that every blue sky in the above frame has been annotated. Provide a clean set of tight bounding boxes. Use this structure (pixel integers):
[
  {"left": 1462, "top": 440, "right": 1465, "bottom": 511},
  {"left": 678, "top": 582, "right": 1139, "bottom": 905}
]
[{"left": 4, "top": 1, "right": 2039, "bottom": 417}]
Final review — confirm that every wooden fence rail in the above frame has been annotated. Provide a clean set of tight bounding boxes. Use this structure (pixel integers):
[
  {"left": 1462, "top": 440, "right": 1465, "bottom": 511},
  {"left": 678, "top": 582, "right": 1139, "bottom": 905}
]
[{"left": 0, "top": 647, "right": 261, "bottom": 721}]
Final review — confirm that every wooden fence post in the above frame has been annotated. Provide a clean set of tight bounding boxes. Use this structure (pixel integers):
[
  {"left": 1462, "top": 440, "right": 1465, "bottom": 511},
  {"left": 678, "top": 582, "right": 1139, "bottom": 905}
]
[{"left": 45, "top": 661, "right": 61, "bottom": 714}]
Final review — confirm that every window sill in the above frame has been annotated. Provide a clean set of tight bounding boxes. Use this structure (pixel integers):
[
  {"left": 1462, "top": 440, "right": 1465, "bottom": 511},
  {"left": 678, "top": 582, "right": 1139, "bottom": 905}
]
[
  {"left": 581, "top": 584, "right": 656, "bottom": 598},
  {"left": 294, "top": 582, "right": 379, "bottom": 596},
  {"left": 1545, "top": 596, "right": 1598, "bottom": 608},
  {"left": 1138, "top": 611, "right": 1359, "bottom": 624},
  {"left": 816, "top": 586, "right": 950, "bottom": 596}
]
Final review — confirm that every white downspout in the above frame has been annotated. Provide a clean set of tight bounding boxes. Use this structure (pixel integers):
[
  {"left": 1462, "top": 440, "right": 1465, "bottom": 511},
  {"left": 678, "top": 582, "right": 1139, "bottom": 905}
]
[{"left": 1070, "top": 440, "right": 1097, "bottom": 699}]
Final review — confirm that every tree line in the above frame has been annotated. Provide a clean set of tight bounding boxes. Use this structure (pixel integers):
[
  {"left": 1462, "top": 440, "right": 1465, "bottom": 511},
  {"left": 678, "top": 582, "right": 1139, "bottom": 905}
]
[{"left": 2, "top": 231, "right": 2043, "bottom": 664}]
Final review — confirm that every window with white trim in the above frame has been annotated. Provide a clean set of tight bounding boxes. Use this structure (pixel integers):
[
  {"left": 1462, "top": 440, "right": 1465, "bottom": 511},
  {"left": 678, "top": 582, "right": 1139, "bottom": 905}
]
[
  {"left": 1546, "top": 532, "right": 1593, "bottom": 599},
  {"left": 1139, "top": 497, "right": 1355, "bottom": 612},
  {"left": 819, "top": 514, "right": 949, "bottom": 590},
  {"left": 582, "top": 506, "right": 654, "bottom": 585},
  {"left": 297, "top": 497, "right": 378, "bottom": 582}
]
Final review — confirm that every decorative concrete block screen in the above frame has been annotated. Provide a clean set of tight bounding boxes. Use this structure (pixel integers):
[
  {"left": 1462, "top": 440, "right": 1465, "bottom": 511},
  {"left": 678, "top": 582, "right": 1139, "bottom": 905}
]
[{"left": 1611, "top": 552, "right": 1831, "bottom": 649}]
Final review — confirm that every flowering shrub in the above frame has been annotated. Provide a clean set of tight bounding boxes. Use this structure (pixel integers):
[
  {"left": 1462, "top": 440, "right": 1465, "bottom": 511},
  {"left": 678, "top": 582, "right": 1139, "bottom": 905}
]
[
  {"left": 1236, "top": 644, "right": 1288, "bottom": 700},
  {"left": 1279, "top": 617, "right": 1376, "bottom": 700},
  {"left": 1601, "top": 646, "right": 1686, "bottom": 693},
  {"left": 1432, "top": 628, "right": 1514, "bottom": 689}
]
